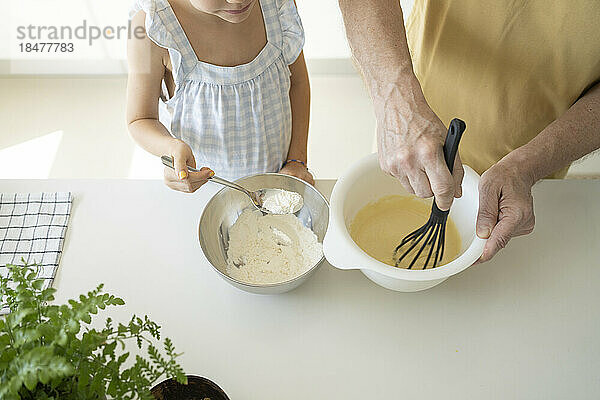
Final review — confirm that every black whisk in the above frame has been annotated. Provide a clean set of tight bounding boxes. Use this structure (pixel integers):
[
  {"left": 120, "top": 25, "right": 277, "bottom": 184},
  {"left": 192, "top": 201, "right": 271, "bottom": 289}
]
[{"left": 392, "top": 118, "right": 466, "bottom": 269}]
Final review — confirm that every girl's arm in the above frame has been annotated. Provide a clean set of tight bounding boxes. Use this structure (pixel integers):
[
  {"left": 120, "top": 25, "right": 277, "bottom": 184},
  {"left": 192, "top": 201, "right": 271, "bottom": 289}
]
[
  {"left": 280, "top": 51, "right": 314, "bottom": 185},
  {"left": 126, "top": 11, "right": 212, "bottom": 192}
]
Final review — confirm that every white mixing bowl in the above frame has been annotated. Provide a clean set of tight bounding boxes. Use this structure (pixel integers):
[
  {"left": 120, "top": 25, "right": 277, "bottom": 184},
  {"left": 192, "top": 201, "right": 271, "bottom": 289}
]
[{"left": 323, "top": 153, "right": 486, "bottom": 292}]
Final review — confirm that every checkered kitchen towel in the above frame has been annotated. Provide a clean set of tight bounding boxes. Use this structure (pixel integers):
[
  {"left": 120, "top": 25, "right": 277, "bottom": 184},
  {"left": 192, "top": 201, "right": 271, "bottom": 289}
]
[{"left": 0, "top": 192, "right": 72, "bottom": 314}]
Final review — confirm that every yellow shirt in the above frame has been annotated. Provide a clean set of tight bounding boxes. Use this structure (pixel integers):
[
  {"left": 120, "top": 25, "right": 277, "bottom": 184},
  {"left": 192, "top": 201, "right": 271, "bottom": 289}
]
[{"left": 406, "top": 0, "right": 600, "bottom": 178}]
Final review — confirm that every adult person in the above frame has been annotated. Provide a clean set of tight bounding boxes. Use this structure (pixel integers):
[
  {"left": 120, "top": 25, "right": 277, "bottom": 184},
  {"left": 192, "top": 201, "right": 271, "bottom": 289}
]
[{"left": 337, "top": 0, "right": 600, "bottom": 262}]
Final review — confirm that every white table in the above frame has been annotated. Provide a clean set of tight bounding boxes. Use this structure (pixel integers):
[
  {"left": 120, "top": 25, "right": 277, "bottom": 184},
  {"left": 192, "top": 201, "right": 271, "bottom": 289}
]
[{"left": 1, "top": 179, "right": 599, "bottom": 399}]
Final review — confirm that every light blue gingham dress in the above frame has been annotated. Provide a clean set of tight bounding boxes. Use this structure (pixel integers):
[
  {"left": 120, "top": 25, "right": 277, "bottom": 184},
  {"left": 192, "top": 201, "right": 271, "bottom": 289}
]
[{"left": 130, "top": 0, "right": 305, "bottom": 180}]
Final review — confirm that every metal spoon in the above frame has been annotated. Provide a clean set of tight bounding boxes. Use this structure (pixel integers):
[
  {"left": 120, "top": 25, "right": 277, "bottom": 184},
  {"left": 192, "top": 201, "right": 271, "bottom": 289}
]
[{"left": 161, "top": 155, "right": 303, "bottom": 214}]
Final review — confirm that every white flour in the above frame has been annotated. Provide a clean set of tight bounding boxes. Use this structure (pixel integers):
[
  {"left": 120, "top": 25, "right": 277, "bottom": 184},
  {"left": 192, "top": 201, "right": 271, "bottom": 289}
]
[
  {"left": 261, "top": 189, "right": 303, "bottom": 214},
  {"left": 226, "top": 209, "right": 323, "bottom": 284}
]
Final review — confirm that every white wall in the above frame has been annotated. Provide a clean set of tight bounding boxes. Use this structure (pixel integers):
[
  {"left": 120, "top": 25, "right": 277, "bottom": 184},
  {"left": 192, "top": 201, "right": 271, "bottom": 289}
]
[
  {"left": 1, "top": 0, "right": 415, "bottom": 75},
  {"left": 300, "top": 0, "right": 414, "bottom": 59}
]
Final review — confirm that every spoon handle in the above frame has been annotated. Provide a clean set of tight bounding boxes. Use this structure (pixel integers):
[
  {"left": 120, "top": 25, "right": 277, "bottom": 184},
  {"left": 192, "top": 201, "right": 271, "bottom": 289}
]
[
  {"left": 160, "top": 155, "right": 255, "bottom": 200},
  {"left": 160, "top": 155, "right": 202, "bottom": 173},
  {"left": 208, "top": 175, "right": 255, "bottom": 198}
]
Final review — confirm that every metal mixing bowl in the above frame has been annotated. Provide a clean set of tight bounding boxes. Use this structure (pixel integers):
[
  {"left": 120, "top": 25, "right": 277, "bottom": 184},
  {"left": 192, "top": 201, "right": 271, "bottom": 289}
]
[{"left": 199, "top": 173, "right": 330, "bottom": 294}]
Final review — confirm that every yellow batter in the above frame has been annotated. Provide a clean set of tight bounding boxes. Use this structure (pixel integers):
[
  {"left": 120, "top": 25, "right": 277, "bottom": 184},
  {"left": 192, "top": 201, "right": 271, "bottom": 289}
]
[{"left": 349, "top": 195, "right": 461, "bottom": 269}]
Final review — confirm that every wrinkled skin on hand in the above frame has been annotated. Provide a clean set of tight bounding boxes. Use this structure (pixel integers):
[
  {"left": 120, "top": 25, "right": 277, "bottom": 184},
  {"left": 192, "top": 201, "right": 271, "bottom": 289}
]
[
  {"left": 376, "top": 89, "right": 464, "bottom": 211},
  {"left": 475, "top": 160, "right": 536, "bottom": 263}
]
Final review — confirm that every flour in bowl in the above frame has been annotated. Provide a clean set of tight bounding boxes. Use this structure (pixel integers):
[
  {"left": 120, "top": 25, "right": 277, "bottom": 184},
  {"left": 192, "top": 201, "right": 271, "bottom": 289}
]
[
  {"left": 226, "top": 209, "right": 323, "bottom": 284},
  {"left": 260, "top": 189, "right": 303, "bottom": 214}
]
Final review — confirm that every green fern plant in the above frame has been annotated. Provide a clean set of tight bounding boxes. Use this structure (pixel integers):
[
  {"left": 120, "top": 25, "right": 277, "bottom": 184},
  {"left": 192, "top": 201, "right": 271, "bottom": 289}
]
[{"left": 0, "top": 263, "right": 187, "bottom": 399}]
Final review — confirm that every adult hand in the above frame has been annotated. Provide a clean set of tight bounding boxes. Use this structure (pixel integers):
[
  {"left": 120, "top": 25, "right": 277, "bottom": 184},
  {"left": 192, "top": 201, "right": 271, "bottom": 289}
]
[
  {"left": 377, "top": 99, "right": 464, "bottom": 211},
  {"left": 476, "top": 159, "right": 536, "bottom": 263},
  {"left": 279, "top": 161, "right": 315, "bottom": 186},
  {"left": 164, "top": 139, "right": 214, "bottom": 193}
]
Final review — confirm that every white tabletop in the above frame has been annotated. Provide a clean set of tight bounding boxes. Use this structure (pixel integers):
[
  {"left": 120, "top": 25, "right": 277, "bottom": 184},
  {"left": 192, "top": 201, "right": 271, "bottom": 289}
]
[{"left": 1, "top": 179, "right": 599, "bottom": 399}]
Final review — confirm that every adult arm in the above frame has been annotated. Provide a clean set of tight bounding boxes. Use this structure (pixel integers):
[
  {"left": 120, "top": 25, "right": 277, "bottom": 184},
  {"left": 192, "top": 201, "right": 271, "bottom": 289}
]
[
  {"left": 337, "top": 0, "right": 463, "bottom": 210},
  {"left": 476, "top": 81, "right": 600, "bottom": 262}
]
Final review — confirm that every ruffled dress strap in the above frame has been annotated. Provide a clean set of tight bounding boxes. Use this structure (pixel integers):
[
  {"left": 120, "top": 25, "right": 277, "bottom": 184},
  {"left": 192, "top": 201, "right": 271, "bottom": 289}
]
[
  {"left": 129, "top": 0, "right": 197, "bottom": 86},
  {"left": 275, "top": 0, "right": 305, "bottom": 65}
]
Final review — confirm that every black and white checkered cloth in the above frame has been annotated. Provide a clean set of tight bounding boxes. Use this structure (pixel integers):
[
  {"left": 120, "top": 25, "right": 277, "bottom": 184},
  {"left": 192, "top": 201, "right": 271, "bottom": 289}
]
[{"left": 0, "top": 192, "right": 72, "bottom": 314}]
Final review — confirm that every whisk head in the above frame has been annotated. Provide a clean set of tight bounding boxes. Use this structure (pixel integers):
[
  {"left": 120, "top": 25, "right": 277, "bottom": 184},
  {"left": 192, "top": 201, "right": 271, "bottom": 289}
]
[
  {"left": 392, "top": 117, "right": 466, "bottom": 270},
  {"left": 392, "top": 205, "right": 449, "bottom": 269}
]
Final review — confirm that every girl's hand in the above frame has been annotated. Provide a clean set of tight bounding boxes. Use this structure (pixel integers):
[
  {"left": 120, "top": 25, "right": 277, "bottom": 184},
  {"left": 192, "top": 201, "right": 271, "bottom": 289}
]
[
  {"left": 279, "top": 161, "right": 314, "bottom": 186},
  {"left": 164, "top": 139, "right": 214, "bottom": 193}
]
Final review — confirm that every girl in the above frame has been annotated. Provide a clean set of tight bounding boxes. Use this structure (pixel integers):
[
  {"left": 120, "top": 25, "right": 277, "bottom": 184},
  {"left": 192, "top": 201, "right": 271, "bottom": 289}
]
[{"left": 127, "top": 0, "right": 312, "bottom": 193}]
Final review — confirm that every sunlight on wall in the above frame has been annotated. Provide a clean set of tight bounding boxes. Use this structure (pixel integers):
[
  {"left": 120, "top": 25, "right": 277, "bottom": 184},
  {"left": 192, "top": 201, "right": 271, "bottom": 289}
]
[
  {"left": 0, "top": 131, "right": 63, "bottom": 178},
  {"left": 128, "top": 145, "right": 163, "bottom": 179}
]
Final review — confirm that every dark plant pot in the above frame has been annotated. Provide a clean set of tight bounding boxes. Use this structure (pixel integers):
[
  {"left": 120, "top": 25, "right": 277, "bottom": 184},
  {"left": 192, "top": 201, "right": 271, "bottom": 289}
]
[{"left": 151, "top": 375, "right": 230, "bottom": 400}]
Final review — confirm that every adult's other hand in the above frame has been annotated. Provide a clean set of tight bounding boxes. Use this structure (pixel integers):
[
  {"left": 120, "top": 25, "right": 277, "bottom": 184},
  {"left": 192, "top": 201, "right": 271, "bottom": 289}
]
[{"left": 475, "top": 159, "right": 536, "bottom": 263}]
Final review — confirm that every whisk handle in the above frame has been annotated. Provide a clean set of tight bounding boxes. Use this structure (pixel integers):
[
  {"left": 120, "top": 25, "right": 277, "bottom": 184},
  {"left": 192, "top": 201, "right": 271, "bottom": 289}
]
[{"left": 443, "top": 118, "right": 466, "bottom": 173}]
